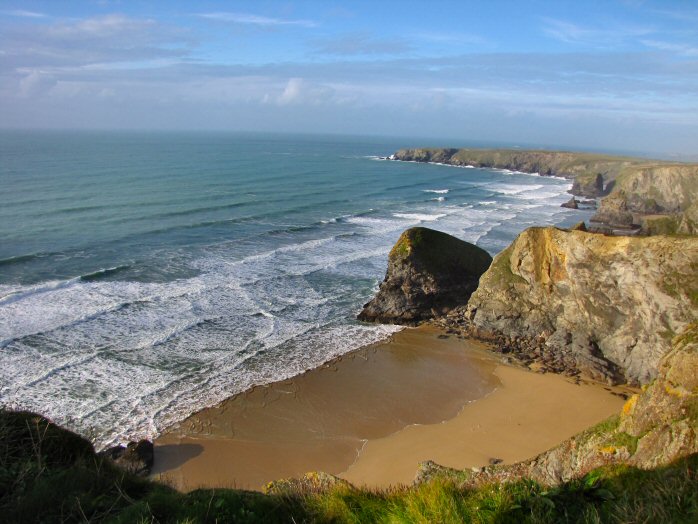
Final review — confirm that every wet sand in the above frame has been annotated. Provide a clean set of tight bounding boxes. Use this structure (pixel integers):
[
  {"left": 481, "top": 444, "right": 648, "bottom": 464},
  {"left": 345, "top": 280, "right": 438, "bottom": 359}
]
[{"left": 152, "top": 326, "right": 625, "bottom": 491}]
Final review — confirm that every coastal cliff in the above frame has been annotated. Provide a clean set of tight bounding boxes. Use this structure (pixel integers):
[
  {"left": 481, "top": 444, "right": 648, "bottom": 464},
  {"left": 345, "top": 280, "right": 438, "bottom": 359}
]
[
  {"left": 358, "top": 227, "right": 492, "bottom": 324},
  {"left": 359, "top": 225, "right": 698, "bottom": 385},
  {"left": 591, "top": 164, "right": 698, "bottom": 233},
  {"left": 392, "top": 148, "right": 698, "bottom": 234},
  {"left": 393, "top": 148, "right": 641, "bottom": 197},
  {"left": 458, "top": 227, "right": 698, "bottom": 385}
]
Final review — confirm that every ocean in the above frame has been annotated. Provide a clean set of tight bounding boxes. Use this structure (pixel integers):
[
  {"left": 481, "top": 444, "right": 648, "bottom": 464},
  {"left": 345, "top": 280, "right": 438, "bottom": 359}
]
[{"left": 0, "top": 131, "right": 589, "bottom": 448}]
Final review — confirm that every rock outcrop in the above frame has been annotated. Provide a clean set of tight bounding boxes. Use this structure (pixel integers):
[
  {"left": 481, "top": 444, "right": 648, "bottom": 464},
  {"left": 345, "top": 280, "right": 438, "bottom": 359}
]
[
  {"left": 589, "top": 190, "right": 635, "bottom": 228},
  {"left": 417, "top": 323, "right": 698, "bottom": 488},
  {"left": 571, "top": 173, "right": 605, "bottom": 198},
  {"left": 457, "top": 227, "right": 698, "bottom": 385},
  {"left": 358, "top": 227, "right": 492, "bottom": 325},
  {"left": 591, "top": 164, "right": 698, "bottom": 233},
  {"left": 98, "top": 439, "right": 155, "bottom": 476},
  {"left": 560, "top": 197, "right": 579, "bottom": 209}
]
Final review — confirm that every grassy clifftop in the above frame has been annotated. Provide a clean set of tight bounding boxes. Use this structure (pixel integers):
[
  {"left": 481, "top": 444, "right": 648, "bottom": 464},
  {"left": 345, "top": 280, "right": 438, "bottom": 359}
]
[{"left": 1, "top": 408, "right": 696, "bottom": 523}]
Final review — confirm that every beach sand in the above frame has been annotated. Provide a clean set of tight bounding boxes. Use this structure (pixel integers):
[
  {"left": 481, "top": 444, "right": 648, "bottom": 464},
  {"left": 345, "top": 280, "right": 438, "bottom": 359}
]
[{"left": 152, "top": 326, "right": 626, "bottom": 491}]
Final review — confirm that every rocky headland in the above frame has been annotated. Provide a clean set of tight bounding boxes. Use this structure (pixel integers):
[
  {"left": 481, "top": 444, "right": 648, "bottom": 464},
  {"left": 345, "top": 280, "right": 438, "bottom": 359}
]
[
  {"left": 451, "top": 227, "right": 698, "bottom": 385},
  {"left": 392, "top": 147, "right": 698, "bottom": 235},
  {"left": 360, "top": 222, "right": 697, "bottom": 386}
]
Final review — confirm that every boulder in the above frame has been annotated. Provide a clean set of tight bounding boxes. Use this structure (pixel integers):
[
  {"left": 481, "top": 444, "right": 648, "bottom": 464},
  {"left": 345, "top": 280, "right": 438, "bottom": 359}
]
[
  {"left": 358, "top": 227, "right": 492, "bottom": 325},
  {"left": 561, "top": 197, "right": 579, "bottom": 209},
  {"left": 99, "top": 439, "right": 154, "bottom": 476}
]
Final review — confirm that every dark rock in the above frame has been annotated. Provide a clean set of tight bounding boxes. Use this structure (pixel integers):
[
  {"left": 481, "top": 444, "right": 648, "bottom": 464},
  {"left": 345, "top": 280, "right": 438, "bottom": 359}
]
[
  {"left": 591, "top": 191, "right": 635, "bottom": 227},
  {"left": 358, "top": 227, "right": 492, "bottom": 325},
  {"left": 99, "top": 439, "right": 154, "bottom": 476},
  {"left": 571, "top": 173, "right": 605, "bottom": 197},
  {"left": 489, "top": 457, "right": 504, "bottom": 465},
  {"left": 561, "top": 197, "right": 579, "bottom": 209}
]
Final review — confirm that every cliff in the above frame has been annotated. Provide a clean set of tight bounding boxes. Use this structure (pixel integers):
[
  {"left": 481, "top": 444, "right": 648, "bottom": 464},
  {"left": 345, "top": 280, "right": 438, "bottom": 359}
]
[
  {"left": 393, "top": 148, "right": 641, "bottom": 196},
  {"left": 457, "top": 227, "right": 698, "bottom": 385},
  {"left": 392, "top": 148, "right": 698, "bottom": 234},
  {"left": 358, "top": 227, "right": 492, "bottom": 324},
  {"left": 591, "top": 164, "right": 698, "bottom": 233},
  {"left": 418, "top": 322, "right": 698, "bottom": 488}
]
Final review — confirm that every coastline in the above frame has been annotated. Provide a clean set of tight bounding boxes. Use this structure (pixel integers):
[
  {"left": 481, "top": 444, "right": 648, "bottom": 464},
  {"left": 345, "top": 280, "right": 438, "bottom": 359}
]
[
  {"left": 382, "top": 157, "right": 571, "bottom": 182},
  {"left": 152, "top": 325, "right": 627, "bottom": 491}
]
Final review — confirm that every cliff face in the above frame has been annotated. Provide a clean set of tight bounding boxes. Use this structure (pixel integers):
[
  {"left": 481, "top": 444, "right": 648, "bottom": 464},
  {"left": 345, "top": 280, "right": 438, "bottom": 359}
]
[
  {"left": 418, "top": 323, "right": 698, "bottom": 488},
  {"left": 358, "top": 227, "right": 492, "bottom": 325},
  {"left": 591, "top": 164, "right": 698, "bottom": 232},
  {"left": 461, "top": 227, "right": 698, "bottom": 385}
]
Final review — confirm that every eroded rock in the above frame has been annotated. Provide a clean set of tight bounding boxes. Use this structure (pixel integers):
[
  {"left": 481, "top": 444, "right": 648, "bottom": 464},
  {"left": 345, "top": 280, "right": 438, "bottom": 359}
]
[
  {"left": 358, "top": 227, "right": 492, "bottom": 325},
  {"left": 459, "top": 226, "right": 698, "bottom": 384}
]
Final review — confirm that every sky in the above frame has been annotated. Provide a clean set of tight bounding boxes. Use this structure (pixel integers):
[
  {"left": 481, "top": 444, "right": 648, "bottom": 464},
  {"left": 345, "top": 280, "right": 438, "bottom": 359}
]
[{"left": 1, "top": 0, "right": 697, "bottom": 156}]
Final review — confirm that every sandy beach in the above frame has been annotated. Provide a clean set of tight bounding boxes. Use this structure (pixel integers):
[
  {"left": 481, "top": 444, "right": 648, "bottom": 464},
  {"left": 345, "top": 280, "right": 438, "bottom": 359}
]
[{"left": 152, "top": 326, "right": 626, "bottom": 491}]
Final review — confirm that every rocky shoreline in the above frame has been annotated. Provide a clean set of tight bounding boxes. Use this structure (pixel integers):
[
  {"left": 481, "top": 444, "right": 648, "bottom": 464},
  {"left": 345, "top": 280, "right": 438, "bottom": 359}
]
[
  {"left": 390, "top": 147, "right": 698, "bottom": 235},
  {"left": 360, "top": 226, "right": 698, "bottom": 386}
]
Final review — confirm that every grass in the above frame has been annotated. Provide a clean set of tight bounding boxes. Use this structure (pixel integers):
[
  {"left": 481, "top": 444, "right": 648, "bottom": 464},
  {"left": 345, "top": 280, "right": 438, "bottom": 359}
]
[{"left": 2, "top": 410, "right": 697, "bottom": 523}]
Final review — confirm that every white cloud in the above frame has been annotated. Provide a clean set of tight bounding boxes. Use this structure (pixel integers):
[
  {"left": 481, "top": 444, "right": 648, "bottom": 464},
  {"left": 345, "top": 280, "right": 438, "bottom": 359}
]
[
  {"left": 541, "top": 17, "right": 654, "bottom": 46},
  {"left": 17, "top": 70, "right": 57, "bottom": 97},
  {"left": 0, "top": 14, "right": 193, "bottom": 69},
  {"left": 0, "top": 9, "right": 46, "bottom": 18},
  {"left": 198, "top": 12, "right": 317, "bottom": 28},
  {"left": 641, "top": 39, "right": 698, "bottom": 57},
  {"left": 276, "top": 77, "right": 334, "bottom": 105}
]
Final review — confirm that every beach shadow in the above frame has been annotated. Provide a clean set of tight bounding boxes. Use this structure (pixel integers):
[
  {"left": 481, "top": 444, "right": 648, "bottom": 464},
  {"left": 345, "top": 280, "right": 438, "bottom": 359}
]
[{"left": 152, "top": 443, "right": 204, "bottom": 473}]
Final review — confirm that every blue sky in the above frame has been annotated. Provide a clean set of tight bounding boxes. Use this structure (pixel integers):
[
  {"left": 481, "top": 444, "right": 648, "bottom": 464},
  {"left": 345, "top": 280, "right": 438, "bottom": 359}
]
[{"left": 1, "top": 1, "right": 697, "bottom": 156}]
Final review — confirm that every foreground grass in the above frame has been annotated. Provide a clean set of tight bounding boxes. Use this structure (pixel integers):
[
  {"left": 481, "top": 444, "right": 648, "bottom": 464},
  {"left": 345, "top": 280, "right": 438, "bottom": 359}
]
[{"left": 1, "top": 411, "right": 697, "bottom": 523}]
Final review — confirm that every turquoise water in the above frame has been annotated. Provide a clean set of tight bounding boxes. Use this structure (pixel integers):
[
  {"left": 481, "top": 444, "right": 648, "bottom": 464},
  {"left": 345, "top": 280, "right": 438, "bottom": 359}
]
[{"left": 0, "top": 131, "right": 587, "bottom": 447}]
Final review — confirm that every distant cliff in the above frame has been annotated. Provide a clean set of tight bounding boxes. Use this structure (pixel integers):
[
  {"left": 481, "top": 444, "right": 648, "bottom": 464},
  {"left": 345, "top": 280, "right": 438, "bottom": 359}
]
[
  {"left": 458, "top": 226, "right": 698, "bottom": 385},
  {"left": 392, "top": 148, "right": 698, "bottom": 234},
  {"left": 591, "top": 164, "right": 698, "bottom": 234},
  {"left": 358, "top": 227, "right": 492, "bottom": 325},
  {"left": 392, "top": 148, "right": 641, "bottom": 197}
]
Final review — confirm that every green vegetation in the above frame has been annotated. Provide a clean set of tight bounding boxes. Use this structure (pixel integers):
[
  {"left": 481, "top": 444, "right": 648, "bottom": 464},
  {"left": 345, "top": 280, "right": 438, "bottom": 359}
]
[
  {"left": 481, "top": 244, "right": 527, "bottom": 287},
  {"left": 389, "top": 227, "right": 492, "bottom": 277},
  {"left": 2, "top": 410, "right": 696, "bottom": 523},
  {"left": 641, "top": 215, "right": 681, "bottom": 235},
  {"left": 661, "top": 263, "right": 698, "bottom": 308}
]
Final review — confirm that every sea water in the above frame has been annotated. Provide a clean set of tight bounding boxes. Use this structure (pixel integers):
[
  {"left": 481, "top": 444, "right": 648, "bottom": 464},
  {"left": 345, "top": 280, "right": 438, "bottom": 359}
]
[{"left": 0, "top": 131, "right": 590, "bottom": 447}]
